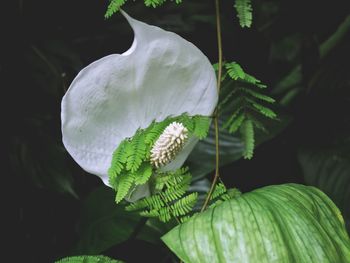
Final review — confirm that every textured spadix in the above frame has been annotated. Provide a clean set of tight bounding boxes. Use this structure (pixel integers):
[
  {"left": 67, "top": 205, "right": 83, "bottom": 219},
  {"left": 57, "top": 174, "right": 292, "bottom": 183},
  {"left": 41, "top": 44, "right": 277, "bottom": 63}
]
[{"left": 61, "top": 11, "right": 217, "bottom": 185}]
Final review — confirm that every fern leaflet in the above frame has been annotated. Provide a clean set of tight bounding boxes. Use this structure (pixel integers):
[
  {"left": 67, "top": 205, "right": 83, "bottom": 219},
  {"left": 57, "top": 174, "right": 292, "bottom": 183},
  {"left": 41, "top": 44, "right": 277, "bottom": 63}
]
[
  {"left": 192, "top": 116, "right": 211, "bottom": 139},
  {"left": 225, "top": 62, "right": 245, "bottom": 80},
  {"left": 241, "top": 119, "right": 255, "bottom": 159},
  {"left": 134, "top": 163, "right": 153, "bottom": 185},
  {"left": 234, "top": 0, "right": 253, "bottom": 28},
  {"left": 115, "top": 173, "right": 135, "bottom": 203},
  {"left": 105, "top": 0, "right": 126, "bottom": 19},
  {"left": 125, "top": 132, "right": 146, "bottom": 172},
  {"left": 209, "top": 183, "right": 242, "bottom": 207},
  {"left": 108, "top": 139, "right": 128, "bottom": 181},
  {"left": 144, "top": 0, "right": 166, "bottom": 8}
]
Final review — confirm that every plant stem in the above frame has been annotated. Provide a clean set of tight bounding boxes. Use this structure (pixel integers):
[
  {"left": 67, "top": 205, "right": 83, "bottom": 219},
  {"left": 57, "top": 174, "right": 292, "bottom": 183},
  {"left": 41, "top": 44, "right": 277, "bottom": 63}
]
[{"left": 201, "top": 0, "right": 223, "bottom": 212}]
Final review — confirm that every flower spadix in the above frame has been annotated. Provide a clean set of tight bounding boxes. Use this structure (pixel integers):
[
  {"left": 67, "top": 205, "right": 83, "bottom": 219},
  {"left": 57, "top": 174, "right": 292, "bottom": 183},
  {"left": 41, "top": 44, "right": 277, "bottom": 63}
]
[
  {"left": 150, "top": 122, "right": 188, "bottom": 168},
  {"left": 61, "top": 11, "right": 217, "bottom": 196}
]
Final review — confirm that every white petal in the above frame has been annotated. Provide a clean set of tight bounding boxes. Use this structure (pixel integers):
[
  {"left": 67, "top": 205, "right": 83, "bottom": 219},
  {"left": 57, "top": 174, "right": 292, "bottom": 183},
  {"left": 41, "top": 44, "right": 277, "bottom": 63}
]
[{"left": 61, "top": 11, "right": 217, "bottom": 185}]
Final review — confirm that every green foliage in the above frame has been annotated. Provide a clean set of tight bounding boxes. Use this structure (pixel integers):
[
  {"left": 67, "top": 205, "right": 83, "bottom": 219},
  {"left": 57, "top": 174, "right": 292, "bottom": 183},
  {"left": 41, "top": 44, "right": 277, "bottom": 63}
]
[
  {"left": 192, "top": 116, "right": 212, "bottom": 139},
  {"left": 115, "top": 172, "right": 136, "bottom": 203},
  {"left": 126, "top": 167, "right": 198, "bottom": 222},
  {"left": 209, "top": 183, "right": 241, "bottom": 207},
  {"left": 234, "top": 0, "right": 253, "bottom": 28},
  {"left": 226, "top": 62, "right": 245, "bottom": 80},
  {"left": 105, "top": 0, "right": 183, "bottom": 18},
  {"left": 162, "top": 184, "right": 350, "bottom": 263},
  {"left": 220, "top": 61, "right": 277, "bottom": 159},
  {"left": 240, "top": 119, "right": 255, "bottom": 159},
  {"left": 56, "top": 255, "right": 123, "bottom": 263},
  {"left": 125, "top": 133, "right": 146, "bottom": 172},
  {"left": 108, "top": 114, "right": 210, "bottom": 204},
  {"left": 105, "top": 0, "right": 126, "bottom": 19}
]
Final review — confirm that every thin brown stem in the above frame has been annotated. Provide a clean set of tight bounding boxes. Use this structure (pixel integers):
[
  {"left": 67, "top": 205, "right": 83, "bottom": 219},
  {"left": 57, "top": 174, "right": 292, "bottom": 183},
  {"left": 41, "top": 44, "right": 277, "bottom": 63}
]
[{"left": 201, "top": 0, "right": 223, "bottom": 212}]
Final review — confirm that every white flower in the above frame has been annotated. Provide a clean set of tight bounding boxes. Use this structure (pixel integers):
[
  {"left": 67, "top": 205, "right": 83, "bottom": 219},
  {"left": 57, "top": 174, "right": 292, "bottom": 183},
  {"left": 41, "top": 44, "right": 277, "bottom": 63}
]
[{"left": 61, "top": 11, "right": 218, "bottom": 188}]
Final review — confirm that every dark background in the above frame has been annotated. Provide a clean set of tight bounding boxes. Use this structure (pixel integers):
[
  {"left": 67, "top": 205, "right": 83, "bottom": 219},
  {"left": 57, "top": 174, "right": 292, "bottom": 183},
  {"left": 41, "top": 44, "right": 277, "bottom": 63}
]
[{"left": 3, "top": 0, "right": 350, "bottom": 262}]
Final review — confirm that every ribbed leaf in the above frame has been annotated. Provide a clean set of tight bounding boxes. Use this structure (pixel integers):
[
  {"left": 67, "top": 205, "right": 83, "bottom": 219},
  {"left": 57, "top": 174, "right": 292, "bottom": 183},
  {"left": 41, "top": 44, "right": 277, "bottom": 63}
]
[
  {"left": 56, "top": 255, "right": 122, "bottom": 263},
  {"left": 298, "top": 148, "right": 350, "bottom": 231},
  {"left": 234, "top": 0, "right": 253, "bottom": 28},
  {"left": 162, "top": 184, "right": 350, "bottom": 263}
]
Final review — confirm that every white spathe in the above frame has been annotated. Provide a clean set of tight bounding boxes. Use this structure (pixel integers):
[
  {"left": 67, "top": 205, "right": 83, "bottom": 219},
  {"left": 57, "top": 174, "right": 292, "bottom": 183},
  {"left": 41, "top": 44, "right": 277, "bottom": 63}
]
[{"left": 61, "top": 11, "right": 218, "bottom": 186}]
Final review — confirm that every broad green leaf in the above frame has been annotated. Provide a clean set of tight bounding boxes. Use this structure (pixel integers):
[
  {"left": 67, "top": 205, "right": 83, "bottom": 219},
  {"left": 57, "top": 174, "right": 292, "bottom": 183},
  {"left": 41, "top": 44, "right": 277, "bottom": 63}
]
[
  {"left": 299, "top": 148, "right": 350, "bottom": 231},
  {"left": 73, "top": 186, "right": 143, "bottom": 254},
  {"left": 162, "top": 184, "right": 350, "bottom": 263},
  {"left": 55, "top": 255, "right": 123, "bottom": 263}
]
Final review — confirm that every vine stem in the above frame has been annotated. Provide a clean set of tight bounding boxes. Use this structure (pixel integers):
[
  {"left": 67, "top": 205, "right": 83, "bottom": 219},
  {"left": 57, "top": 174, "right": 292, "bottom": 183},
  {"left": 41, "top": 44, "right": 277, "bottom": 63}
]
[{"left": 201, "top": 0, "right": 223, "bottom": 212}]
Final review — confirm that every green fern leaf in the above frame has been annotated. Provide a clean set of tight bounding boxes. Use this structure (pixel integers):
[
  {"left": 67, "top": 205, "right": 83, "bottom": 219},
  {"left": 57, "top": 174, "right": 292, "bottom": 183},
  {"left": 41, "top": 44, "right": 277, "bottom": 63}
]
[
  {"left": 161, "top": 174, "right": 191, "bottom": 202},
  {"left": 242, "top": 88, "right": 275, "bottom": 103},
  {"left": 105, "top": 0, "right": 126, "bottom": 19},
  {"left": 210, "top": 183, "right": 228, "bottom": 200},
  {"left": 241, "top": 119, "right": 255, "bottom": 159},
  {"left": 155, "top": 168, "right": 187, "bottom": 190},
  {"left": 126, "top": 132, "right": 146, "bottom": 172},
  {"left": 228, "top": 111, "right": 246, "bottom": 134},
  {"left": 249, "top": 101, "right": 277, "bottom": 119},
  {"left": 170, "top": 192, "right": 198, "bottom": 217},
  {"left": 144, "top": 119, "right": 172, "bottom": 145},
  {"left": 108, "top": 139, "right": 128, "bottom": 181},
  {"left": 225, "top": 62, "right": 245, "bottom": 80},
  {"left": 157, "top": 207, "right": 172, "bottom": 222},
  {"left": 243, "top": 72, "right": 259, "bottom": 84},
  {"left": 144, "top": 0, "right": 166, "bottom": 8},
  {"left": 234, "top": 0, "right": 253, "bottom": 28},
  {"left": 178, "top": 114, "right": 195, "bottom": 133},
  {"left": 140, "top": 209, "right": 160, "bottom": 218},
  {"left": 115, "top": 173, "right": 135, "bottom": 203},
  {"left": 193, "top": 116, "right": 211, "bottom": 139},
  {"left": 134, "top": 163, "right": 153, "bottom": 185}
]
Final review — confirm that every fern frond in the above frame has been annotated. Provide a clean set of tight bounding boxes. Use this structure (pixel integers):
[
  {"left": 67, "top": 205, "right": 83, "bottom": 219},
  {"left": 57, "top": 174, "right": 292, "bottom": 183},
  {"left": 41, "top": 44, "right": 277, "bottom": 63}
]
[
  {"left": 234, "top": 0, "right": 253, "bottom": 28},
  {"left": 224, "top": 109, "right": 246, "bottom": 134},
  {"left": 170, "top": 192, "right": 198, "bottom": 217},
  {"left": 210, "top": 183, "right": 227, "bottom": 200},
  {"left": 144, "top": 119, "right": 171, "bottom": 145},
  {"left": 115, "top": 173, "right": 135, "bottom": 203},
  {"left": 108, "top": 140, "right": 129, "bottom": 181},
  {"left": 225, "top": 62, "right": 245, "bottom": 80},
  {"left": 241, "top": 119, "right": 255, "bottom": 159},
  {"left": 126, "top": 194, "right": 164, "bottom": 211},
  {"left": 178, "top": 114, "right": 195, "bottom": 133},
  {"left": 161, "top": 174, "right": 191, "bottom": 202},
  {"left": 155, "top": 168, "right": 187, "bottom": 190},
  {"left": 126, "top": 132, "right": 146, "bottom": 172},
  {"left": 134, "top": 163, "right": 153, "bottom": 185},
  {"left": 105, "top": 0, "right": 126, "bottom": 19},
  {"left": 248, "top": 99, "right": 277, "bottom": 119},
  {"left": 241, "top": 88, "right": 275, "bottom": 103},
  {"left": 144, "top": 0, "right": 166, "bottom": 8},
  {"left": 192, "top": 116, "right": 211, "bottom": 139}
]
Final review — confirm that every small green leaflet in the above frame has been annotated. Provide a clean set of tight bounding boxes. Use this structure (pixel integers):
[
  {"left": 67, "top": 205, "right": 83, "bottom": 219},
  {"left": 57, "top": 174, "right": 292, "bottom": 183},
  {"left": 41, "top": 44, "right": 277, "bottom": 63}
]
[
  {"left": 105, "top": 0, "right": 183, "bottom": 18},
  {"left": 234, "top": 0, "right": 253, "bottom": 28}
]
